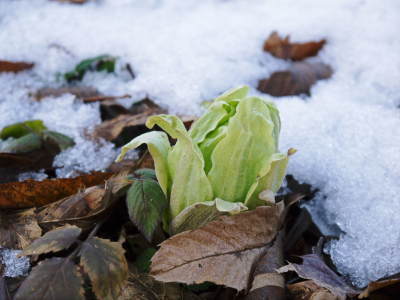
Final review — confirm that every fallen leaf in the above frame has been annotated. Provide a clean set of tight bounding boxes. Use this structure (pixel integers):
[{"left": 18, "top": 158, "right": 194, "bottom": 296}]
[
  {"left": 277, "top": 254, "right": 359, "bottom": 298},
  {"left": 0, "top": 208, "right": 42, "bottom": 249},
  {"left": 246, "top": 231, "right": 285, "bottom": 300},
  {"left": 0, "top": 276, "right": 11, "bottom": 300},
  {"left": 258, "top": 62, "right": 333, "bottom": 97},
  {"left": 263, "top": 32, "right": 326, "bottom": 61},
  {"left": 0, "top": 120, "right": 46, "bottom": 139},
  {"left": 0, "top": 171, "right": 112, "bottom": 209},
  {"left": 287, "top": 280, "right": 339, "bottom": 300},
  {"left": 0, "top": 60, "right": 34, "bottom": 73},
  {"left": 79, "top": 237, "right": 128, "bottom": 299},
  {"left": 14, "top": 257, "right": 84, "bottom": 300},
  {"left": 21, "top": 225, "right": 81, "bottom": 256},
  {"left": 126, "top": 175, "right": 168, "bottom": 242},
  {"left": 119, "top": 272, "right": 201, "bottom": 300},
  {"left": 358, "top": 276, "right": 400, "bottom": 299},
  {"left": 150, "top": 205, "right": 282, "bottom": 291}
]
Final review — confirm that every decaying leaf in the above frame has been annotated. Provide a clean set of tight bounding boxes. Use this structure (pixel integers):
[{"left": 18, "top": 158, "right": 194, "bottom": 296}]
[
  {"left": 21, "top": 225, "right": 81, "bottom": 256},
  {"left": 287, "top": 280, "right": 339, "bottom": 300},
  {"left": 119, "top": 272, "right": 201, "bottom": 300},
  {"left": 263, "top": 32, "right": 326, "bottom": 61},
  {"left": 246, "top": 231, "right": 285, "bottom": 300},
  {"left": 79, "top": 237, "right": 128, "bottom": 299},
  {"left": 150, "top": 205, "right": 282, "bottom": 291},
  {"left": 0, "top": 171, "right": 112, "bottom": 209},
  {"left": 258, "top": 62, "right": 333, "bottom": 97},
  {"left": 14, "top": 257, "right": 84, "bottom": 300},
  {"left": 0, "top": 208, "right": 42, "bottom": 249},
  {"left": 34, "top": 86, "right": 130, "bottom": 103},
  {"left": 0, "top": 60, "right": 34, "bottom": 73},
  {"left": 126, "top": 175, "right": 168, "bottom": 242},
  {"left": 358, "top": 275, "right": 400, "bottom": 299},
  {"left": 277, "top": 254, "right": 359, "bottom": 298}
]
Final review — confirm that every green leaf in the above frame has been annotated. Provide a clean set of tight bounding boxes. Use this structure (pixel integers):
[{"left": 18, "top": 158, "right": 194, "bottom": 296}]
[
  {"left": 126, "top": 177, "right": 168, "bottom": 242},
  {"left": 207, "top": 97, "right": 278, "bottom": 203},
  {"left": 0, "top": 120, "right": 47, "bottom": 139},
  {"left": 134, "top": 168, "right": 157, "bottom": 180},
  {"left": 134, "top": 248, "right": 157, "bottom": 273},
  {"left": 1, "top": 133, "right": 42, "bottom": 153},
  {"left": 64, "top": 55, "right": 116, "bottom": 82},
  {"left": 146, "top": 115, "right": 213, "bottom": 219},
  {"left": 169, "top": 198, "right": 247, "bottom": 235},
  {"left": 21, "top": 225, "right": 81, "bottom": 256},
  {"left": 79, "top": 237, "right": 128, "bottom": 300},
  {"left": 116, "top": 131, "right": 171, "bottom": 195},
  {"left": 215, "top": 85, "right": 249, "bottom": 102},
  {"left": 42, "top": 130, "right": 75, "bottom": 150},
  {"left": 14, "top": 257, "right": 84, "bottom": 300}
]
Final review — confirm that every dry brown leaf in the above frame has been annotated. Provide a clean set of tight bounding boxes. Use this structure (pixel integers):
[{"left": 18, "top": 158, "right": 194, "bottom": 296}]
[
  {"left": 278, "top": 254, "right": 359, "bottom": 299},
  {"left": 79, "top": 237, "right": 128, "bottom": 299},
  {"left": 263, "top": 32, "right": 326, "bottom": 61},
  {"left": 245, "top": 231, "right": 285, "bottom": 300},
  {"left": 0, "top": 208, "right": 42, "bottom": 249},
  {"left": 150, "top": 205, "right": 282, "bottom": 291},
  {"left": 0, "top": 60, "right": 34, "bottom": 73},
  {"left": 287, "top": 280, "right": 339, "bottom": 300},
  {"left": 0, "top": 171, "right": 112, "bottom": 209},
  {"left": 21, "top": 225, "right": 81, "bottom": 256},
  {"left": 119, "top": 272, "right": 201, "bottom": 300},
  {"left": 14, "top": 257, "right": 84, "bottom": 300},
  {"left": 358, "top": 276, "right": 400, "bottom": 299},
  {"left": 257, "top": 62, "right": 333, "bottom": 97}
]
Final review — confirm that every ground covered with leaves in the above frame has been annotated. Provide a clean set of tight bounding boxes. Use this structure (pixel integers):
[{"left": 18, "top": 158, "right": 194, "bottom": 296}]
[{"left": 1, "top": 0, "right": 400, "bottom": 299}]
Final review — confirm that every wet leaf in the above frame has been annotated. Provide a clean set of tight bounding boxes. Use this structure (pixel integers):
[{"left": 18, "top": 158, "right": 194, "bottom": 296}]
[
  {"left": 277, "top": 254, "right": 359, "bottom": 298},
  {"left": 21, "top": 225, "right": 81, "bottom": 256},
  {"left": 79, "top": 237, "right": 128, "bottom": 299},
  {"left": 64, "top": 55, "right": 116, "bottom": 82},
  {"left": 134, "top": 248, "right": 157, "bottom": 273},
  {"left": 0, "top": 171, "right": 112, "bottom": 209},
  {"left": 0, "top": 120, "right": 46, "bottom": 139},
  {"left": 150, "top": 205, "right": 282, "bottom": 291},
  {"left": 0, "top": 208, "right": 42, "bottom": 249},
  {"left": 14, "top": 257, "right": 84, "bottom": 300},
  {"left": 119, "top": 272, "right": 201, "bottom": 300},
  {"left": 0, "top": 60, "right": 34, "bottom": 73},
  {"left": 246, "top": 231, "right": 285, "bottom": 300},
  {"left": 0, "top": 276, "right": 11, "bottom": 300},
  {"left": 126, "top": 175, "right": 168, "bottom": 242},
  {"left": 258, "top": 62, "right": 333, "bottom": 97},
  {"left": 263, "top": 32, "right": 326, "bottom": 61},
  {"left": 287, "top": 280, "right": 339, "bottom": 300}
]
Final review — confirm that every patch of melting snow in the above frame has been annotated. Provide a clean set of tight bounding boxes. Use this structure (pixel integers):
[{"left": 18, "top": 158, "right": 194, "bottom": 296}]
[
  {"left": 0, "top": 0, "right": 399, "bottom": 287},
  {"left": 0, "top": 248, "right": 30, "bottom": 278}
]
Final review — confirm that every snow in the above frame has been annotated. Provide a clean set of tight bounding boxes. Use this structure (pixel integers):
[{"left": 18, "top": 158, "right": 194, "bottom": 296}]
[
  {"left": 0, "top": 0, "right": 400, "bottom": 287},
  {"left": 0, "top": 248, "right": 30, "bottom": 278}
]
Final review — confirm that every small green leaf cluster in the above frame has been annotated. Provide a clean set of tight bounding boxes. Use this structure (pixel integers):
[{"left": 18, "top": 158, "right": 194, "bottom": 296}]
[{"left": 64, "top": 55, "right": 116, "bottom": 82}]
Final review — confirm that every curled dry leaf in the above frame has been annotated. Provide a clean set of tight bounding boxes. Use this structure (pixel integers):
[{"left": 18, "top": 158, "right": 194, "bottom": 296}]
[
  {"left": 263, "top": 32, "right": 326, "bottom": 61},
  {"left": 287, "top": 280, "right": 339, "bottom": 300},
  {"left": 258, "top": 62, "right": 333, "bottom": 97},
  {"left": 14, "top": 257, "right": 84, "bottom": 300},
  {"left": 277, "top": 254, "right": 359, "bottom": 299},
  {"left": 119, "top": 272, "right": 201, "bottom": 300},
  {"left": 21, "top": 225, "right": 81, "bottom": 256},
  {"left": 0, "top": 171, "right": 112, "bottom": 209},
  {"left": 150, "top": 205, "right": 282, "bottom": 291},
  {"left": 0, "top": 208, "right": 42, "bottom": 249},
  {"left": 79, "top": 237, "right": 128, "bottom": 299},
  {"left": 0, "top": 60, "right": 34, "bottom": 73},
  {"left": 358, "top": 275, "right": 400, "bottom": 299}
]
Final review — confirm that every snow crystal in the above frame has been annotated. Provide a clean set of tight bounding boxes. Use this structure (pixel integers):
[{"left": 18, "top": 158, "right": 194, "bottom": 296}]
[
  {"left": 18, "top": 169, "right": 48, "bottom": 182},
  {"left": 0, "top": 248, "right": 30, "bottom": 278},
  {"left": 0, "top": 0, "right": 400, "bottom": 287}
]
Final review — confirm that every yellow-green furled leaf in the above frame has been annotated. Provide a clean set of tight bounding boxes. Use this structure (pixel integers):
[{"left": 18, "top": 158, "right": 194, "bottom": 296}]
[
  {"left": 198, "top": 125, "right": 227, "bottom": 174},
  {"left": 215, "top": 85, "right": 249, "bottom": 102},
  {"left": 207, "top": 97, "right": 278, "bottom": 203},
  {"left": 0, "top": 120, "right": 47, "bottom": 139},
  {"left": 14, "top": 257, "right": 84, "bottom": 300},
  {"left": 116, "top": 131, "right": 171, "bottom": 195},
  {"left": 21, "top": 225, "right": 81, "bottom": 256},
  {"left": 170, "top": 198, "right": 247, "bottom": 235},
  {"left": 79, "top": 237, "right": 128, "bottom": 300},
  {"left": 245, "top": 153, "right": 289, "bottom": 209},
  {"left": 147, "top": 115, "right": 213, "bottom": 219}
]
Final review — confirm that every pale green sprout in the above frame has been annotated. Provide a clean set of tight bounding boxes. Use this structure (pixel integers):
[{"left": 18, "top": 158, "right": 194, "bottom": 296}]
[{"left": 117, "top": 86, "right": 292, "bottom": 234}]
